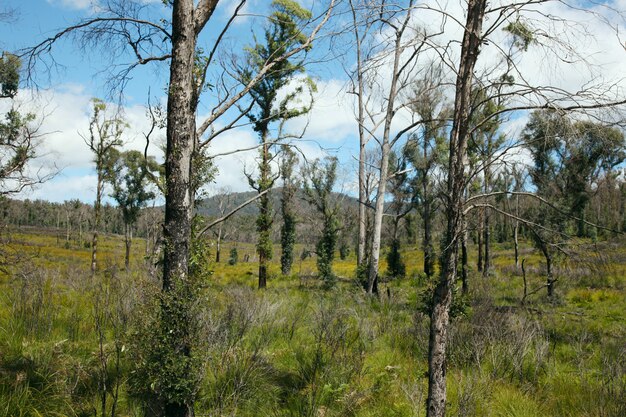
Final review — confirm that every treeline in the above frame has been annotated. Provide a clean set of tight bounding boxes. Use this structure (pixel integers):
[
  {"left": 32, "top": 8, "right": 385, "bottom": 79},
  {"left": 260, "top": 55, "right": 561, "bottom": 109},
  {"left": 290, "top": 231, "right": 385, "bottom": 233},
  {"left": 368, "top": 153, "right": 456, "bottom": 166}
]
[{"left": 0, "top": 198, "right": 160, "bottom": 241}]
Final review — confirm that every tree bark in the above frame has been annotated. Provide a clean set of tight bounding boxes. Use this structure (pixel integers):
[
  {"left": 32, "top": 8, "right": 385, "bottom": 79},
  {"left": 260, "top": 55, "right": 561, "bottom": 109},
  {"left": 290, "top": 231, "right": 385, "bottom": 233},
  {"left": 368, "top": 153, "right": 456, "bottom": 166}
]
[
  {"left": 514, "top": 195, "right": 519, "bottom": 271},
  {"left": 477, "top": 208, "right": 483, "bottom": 272},
  {"left": 426, "top": 1, "right": 487, "bottom": 416},
  {"left": 350, "top": 0, "right": 368, "bottom": 272},
  {"left": 423, "top": 199, "right": 434, "bottom": 278},
  {"left": 423, "top": 138, "right": 435, "bottom": 278},
  {"left": 541, "top": 243, "right": 554, "bottom": 297},
  {"left": 483, "top": 156, "right": 491, "bottom": 276},
  {"left": 367, "top": 20, "right": 406, "bottom": 294},
  {"left": 162, "top": 1, "right": 198, "bottom": 415},
  {"left": 215, "top": 225, "right": 222, "bottom": 263},
  {"left": 124, "top": 223, "right": 132, "bottom": 272},
  {"left": 461, "top": 216, "right": 469, "bottom": 294},
  {"left": 91, "top": 173, "right": 103, "bottom": 276},
  {"left": 257, "top": 137, "right": 272, "bottom": 289}
]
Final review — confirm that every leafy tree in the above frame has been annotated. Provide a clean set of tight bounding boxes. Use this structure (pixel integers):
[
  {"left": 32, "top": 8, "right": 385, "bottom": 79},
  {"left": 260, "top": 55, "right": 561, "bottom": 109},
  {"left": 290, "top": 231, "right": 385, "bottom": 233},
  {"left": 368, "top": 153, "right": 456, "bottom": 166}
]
[
  {"left": 386, "top": 238, "right": 406, "bottom": 279},
  {"left": 228, "top": 247, "right": 238, "bottom": 266},
  {"left": 0, "top": 53, "right": 45, "bottom": 195},
  {"left": 468, "top": 90, "right": 506, "bottom": 276},
  {"left": 106, "top": 149, "right": 159, "bottom": 271},
  {"left": 385, "top": 150, "right": 411, "bottom": 279},
  {"left": 303, "top": 157, "right": 339, "bottom": 287},
  {"left": 82, "top": 98, "right": 124, "bottom": 276},
  {"left": 522, "top": 110, "right": 625, "bottom": 296},
  {"left": 406, "top": 68, "right": 449, "bottom": 279},
  {"left": 0, "top": 52, "right": 19, "bottom": 98},
  {"left": 241, "top": 0, "right": 315, "bottom": 289}
]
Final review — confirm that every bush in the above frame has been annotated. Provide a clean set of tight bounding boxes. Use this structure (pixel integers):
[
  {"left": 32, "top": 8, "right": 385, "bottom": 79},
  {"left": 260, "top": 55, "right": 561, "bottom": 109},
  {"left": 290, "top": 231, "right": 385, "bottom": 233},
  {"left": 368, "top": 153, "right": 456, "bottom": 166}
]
[
  {"left": 228, "top": 248, "right": 238, "bottom": 265},
  {"left": 386, "top": 239, "right": 406, "bottom": 278}
]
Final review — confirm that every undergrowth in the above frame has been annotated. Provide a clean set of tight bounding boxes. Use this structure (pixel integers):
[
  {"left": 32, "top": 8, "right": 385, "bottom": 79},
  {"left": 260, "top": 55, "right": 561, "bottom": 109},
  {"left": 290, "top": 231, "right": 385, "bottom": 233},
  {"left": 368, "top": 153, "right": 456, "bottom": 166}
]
[{"left": 0, "top": 229, "right": 624, "bottom": 416}]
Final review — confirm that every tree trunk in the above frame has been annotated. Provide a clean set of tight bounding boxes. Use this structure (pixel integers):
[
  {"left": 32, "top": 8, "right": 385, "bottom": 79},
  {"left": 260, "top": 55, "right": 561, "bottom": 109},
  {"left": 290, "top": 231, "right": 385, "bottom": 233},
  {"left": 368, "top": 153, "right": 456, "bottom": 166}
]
[
  {"left": 124, "top": 223, "right": 132, "bottom": 272},
  {"left": 351, "top": 0, "right": 367, "bottom": 271},
  {"left": 483, "top": 161, "right": 491, "bottom": 276},
  {"left": 514, "top": 195, "right": 519, "bottom": 271},
  {"left": 358, "top": 138, "right": 367, "bottom": 269},
  {"left": 367, "top": 25, "right": 405, "bottom": 294},
  {"left": 91, "top": 174, "right": 103, "bottom": 276},
  {"left": 541, "top": 244, "right": 555, "bottom": 297},
  {"left": 258, "top": 251, "right": 268, "bottom": 289},
  {"left": 66, "top": 210, "right": 71, "bottom": 243},
  {"left": 423, "top": 160, "right": 434, "bottom": 278},
  {"left": 461, "top": 217, "right": 469, "bottom": 294},
  {"left": 216, "top": 225, "right": 222, "bottom": 263},
  {"left": 427, "top": 1, "right": 486, "bottom": 416},
  {"left": 161, "top": 0, "right": 198, "bottom": 415},
  {"left": 257, "top": 136, "right": 272, "bottom": 289},
  {"left": 367, "top": 139, "right": 390, "bottom": 294},
  {"left": 483, "top": 207, "right": 490, "bottom": 276},
  {"left": 477, "top": 208, "right": 483, "bottom": 272}
]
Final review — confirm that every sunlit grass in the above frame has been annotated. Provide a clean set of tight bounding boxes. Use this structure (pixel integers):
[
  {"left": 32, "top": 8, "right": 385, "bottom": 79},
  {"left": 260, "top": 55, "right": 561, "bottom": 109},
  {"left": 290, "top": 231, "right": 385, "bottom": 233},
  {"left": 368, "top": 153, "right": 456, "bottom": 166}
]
[{"left": 0, "top": 228, "right": 624, "bottom": 416}]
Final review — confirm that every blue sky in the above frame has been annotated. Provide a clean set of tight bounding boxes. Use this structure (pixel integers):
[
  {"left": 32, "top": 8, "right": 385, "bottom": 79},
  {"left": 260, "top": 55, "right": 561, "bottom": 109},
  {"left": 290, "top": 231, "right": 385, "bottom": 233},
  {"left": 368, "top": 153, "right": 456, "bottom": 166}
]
[
  {"left": 1, "top": 0, "right": 359, "bottom": 203},
  {"left": 1, "top": 0, "right": 625, "bottom": 204}
]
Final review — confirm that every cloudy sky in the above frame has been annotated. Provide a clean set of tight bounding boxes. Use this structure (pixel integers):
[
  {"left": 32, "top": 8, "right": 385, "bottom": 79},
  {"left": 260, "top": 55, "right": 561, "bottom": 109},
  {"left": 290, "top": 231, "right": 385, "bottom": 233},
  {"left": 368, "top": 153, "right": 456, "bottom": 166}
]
[{"left": 1, "top": 0, "right": 624, "bottom": 204}]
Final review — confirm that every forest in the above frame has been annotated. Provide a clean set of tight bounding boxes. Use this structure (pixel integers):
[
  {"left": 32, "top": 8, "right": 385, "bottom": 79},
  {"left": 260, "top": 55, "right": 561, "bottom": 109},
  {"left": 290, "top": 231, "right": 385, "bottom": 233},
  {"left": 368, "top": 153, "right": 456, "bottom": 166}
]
[{"left": 1, "top": 1, "right": 625, "bottom": 416}]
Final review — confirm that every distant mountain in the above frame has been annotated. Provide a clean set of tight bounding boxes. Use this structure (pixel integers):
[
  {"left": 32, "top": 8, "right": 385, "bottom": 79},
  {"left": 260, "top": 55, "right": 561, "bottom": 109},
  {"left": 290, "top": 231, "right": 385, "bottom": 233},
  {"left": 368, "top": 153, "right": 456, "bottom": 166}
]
[{"left": 196, "top": 187, "right": 359, "bottom": 218}]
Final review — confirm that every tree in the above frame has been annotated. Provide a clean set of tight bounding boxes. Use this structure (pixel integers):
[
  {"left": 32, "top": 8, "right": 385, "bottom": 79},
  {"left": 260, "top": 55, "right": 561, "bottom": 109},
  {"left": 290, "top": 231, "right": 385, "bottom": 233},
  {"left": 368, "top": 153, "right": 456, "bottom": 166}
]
[
  {"left": 522, "top": 110, "right": 625, "bottom": 296},
  {"left": 24, "top": 1, "right": 334, "bottom": 413},
  {"left": 106, "top": 149, "right": 159, "bottom": 271},
  {"left": 346, "top": 2, "right": 442, "bottom": 294},
  {"left": 210, "top": 187, "right": 234, "bottom": 263},
  {"left": 241, "top": 0, "right": 315, "bottom": 289},
  {"left": 303, "top": 157, "right": 340, "bottom": 286},
  {"left": 385, "top": 150, "right": 412, "bottom": 279},
  {"left": 405, "top": 68, "right": 449, "bottom": 279},
  {"left": 82, "top": 98, "right": 124, "bottom": 276},
  {"left": 0, "top": 53, "right": 47, "bottom": 196},
  {"left": 468, "top": 89, "right": 507, "bottom": 277},
  {"left": 280, "top": 145, "right": 299, "bottom": 275},
  {"left": 425, "top": 2, "right": 626, "bottom": 414}
]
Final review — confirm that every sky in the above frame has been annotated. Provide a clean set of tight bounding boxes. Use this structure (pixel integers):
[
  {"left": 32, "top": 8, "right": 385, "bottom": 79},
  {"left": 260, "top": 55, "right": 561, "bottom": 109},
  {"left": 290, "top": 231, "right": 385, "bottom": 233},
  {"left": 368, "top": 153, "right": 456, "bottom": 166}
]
[{"left": 1, "top": 0, "right": 625, "bottom": 204}]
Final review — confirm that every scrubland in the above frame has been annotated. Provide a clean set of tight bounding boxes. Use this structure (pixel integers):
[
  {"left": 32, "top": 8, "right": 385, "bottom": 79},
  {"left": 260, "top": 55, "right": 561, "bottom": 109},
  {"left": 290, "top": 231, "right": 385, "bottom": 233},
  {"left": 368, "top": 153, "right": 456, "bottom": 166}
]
[{"left": 1, "top": 228, "right": 624, "bottom": 416}]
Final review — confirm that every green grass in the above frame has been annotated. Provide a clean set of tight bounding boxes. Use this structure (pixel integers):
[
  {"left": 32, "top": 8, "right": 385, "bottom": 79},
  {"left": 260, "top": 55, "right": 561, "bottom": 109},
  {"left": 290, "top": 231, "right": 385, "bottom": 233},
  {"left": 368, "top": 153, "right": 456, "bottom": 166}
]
[{"left": 0, "top": 227, "right": 625, "bottom": 416}]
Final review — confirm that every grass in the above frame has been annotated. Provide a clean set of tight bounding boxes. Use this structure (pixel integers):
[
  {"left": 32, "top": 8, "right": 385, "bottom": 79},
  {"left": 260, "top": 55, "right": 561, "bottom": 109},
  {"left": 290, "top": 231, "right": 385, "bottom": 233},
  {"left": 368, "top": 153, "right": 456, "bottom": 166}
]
[{"left": 0, "top": 226, "right": 624, "bottom": 416}]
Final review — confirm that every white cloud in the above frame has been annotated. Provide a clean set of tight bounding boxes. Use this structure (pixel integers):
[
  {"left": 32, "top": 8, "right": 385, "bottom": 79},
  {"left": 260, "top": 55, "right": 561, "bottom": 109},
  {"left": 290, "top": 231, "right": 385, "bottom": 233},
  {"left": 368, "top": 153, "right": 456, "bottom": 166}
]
[
  {"left": 25, "top": 173, "right": 97, "bottom": 203},
  {"left": 46, "top": 0, "right": 95, "bottom": 10},
  {"left": 287, "top": 78, "right": 356, "bottom": 143},
  {"left": 4, "top": 85, "right": 165, "bottom": 203}
]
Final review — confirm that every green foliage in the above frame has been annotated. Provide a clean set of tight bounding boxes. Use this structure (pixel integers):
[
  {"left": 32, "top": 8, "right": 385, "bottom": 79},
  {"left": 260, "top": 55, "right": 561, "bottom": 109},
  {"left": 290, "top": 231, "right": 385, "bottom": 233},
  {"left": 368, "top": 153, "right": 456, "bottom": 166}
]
[
  {"left": 303, "top": 157, "right": 339, "bottom": 286},
  {"left": 523, "top": 110, "right": 625, "bottom": 239},
  {"left": 280, "top": 146, "right": 299, "bottom": 275},
  {"left": 242, "top": 0, "right": 314, "bottom": 287},
  {"left": 0, "top": 52, "right": 20, "bottom": 98},
  {"left": 339, "top": 243, "right": 350, "bottom": 260},
  {"left": 504, "top": 19, "right": 535, "bottom": 51},
  {"left": 228, "top": 247, "right": 239, "bottom": 266},
  {"left": 129, "top": 288, "right": 202, "bottom": 413},
  {"left": 416, "top": 278, "right": 470, "bottom": 319},
  {"left": 0, "top": 54, "right": 41, "bottom": 195},
  {"left": 386, "top": 239, "right": 406, "bottom": 278},
  {"left": 105, "top": 150, "right": 159, "bottom": 227}
]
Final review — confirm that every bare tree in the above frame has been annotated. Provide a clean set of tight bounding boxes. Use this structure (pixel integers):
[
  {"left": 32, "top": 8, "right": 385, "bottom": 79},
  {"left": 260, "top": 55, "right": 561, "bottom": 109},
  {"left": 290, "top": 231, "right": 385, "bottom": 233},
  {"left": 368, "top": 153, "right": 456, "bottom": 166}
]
[
  {"left": 347, "top": 1, "right": 443, "bottom": 294},
  {"left": 82, "top": 98, "right": 124, "bottom": 276}
]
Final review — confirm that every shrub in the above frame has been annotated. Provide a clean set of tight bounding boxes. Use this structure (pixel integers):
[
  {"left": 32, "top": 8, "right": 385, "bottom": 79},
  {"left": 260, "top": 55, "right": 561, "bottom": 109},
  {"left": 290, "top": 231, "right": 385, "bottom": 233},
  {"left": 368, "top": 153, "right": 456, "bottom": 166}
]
[{"left": 228, "top": 248, "right": 238, "bottom": 266}]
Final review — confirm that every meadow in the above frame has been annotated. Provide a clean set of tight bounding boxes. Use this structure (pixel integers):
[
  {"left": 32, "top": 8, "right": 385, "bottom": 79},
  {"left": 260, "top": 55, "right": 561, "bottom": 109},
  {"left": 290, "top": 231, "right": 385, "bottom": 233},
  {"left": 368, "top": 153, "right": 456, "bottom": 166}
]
[{"left": 0, "top": 227, "right": 624, "bottom": 416}]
